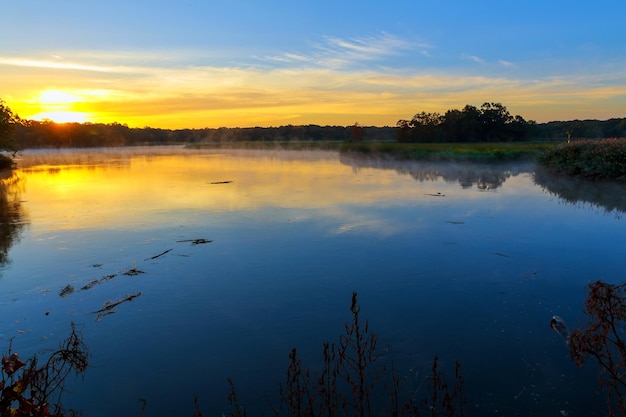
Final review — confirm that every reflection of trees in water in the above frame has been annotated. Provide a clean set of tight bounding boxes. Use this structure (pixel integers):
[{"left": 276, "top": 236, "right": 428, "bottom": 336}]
[
  {"left": 339, "top": 153, "right": 533, "bottom": 190},
  {"left": 0, "top": 171, "right": 27, "bottom": 267},
  {"left": 534, "top": 167, "right": 626, "bottom": 215}
]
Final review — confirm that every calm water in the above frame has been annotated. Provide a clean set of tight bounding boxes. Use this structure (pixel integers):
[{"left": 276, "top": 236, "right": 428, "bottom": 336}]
[{"left": 2, "top": 146, "right": 625, "bottom": 416}]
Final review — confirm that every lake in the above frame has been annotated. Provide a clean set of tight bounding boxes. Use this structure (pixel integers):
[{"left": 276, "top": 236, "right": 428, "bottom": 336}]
[{"left": 1, "top": 146, "right": 625, "bottom": 416}]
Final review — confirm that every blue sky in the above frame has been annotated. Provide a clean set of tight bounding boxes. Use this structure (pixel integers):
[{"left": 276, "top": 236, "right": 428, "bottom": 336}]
[{"left": 1, "top": 0, "right": 625, "bottom": 127}]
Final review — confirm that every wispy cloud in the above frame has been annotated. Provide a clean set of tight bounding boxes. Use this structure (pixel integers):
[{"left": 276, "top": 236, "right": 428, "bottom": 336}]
[
  {"left": 462, "top": 54, "right": 485, "bottom": 64},
  {"left": 3, "top": 45, "right": 625, "bottom": 127},
  {"left": 264, "top": 32, "right": 429, "bottom": 69},
  {"left": 0, "top": 56, "right": 116, "bottom": 73}
]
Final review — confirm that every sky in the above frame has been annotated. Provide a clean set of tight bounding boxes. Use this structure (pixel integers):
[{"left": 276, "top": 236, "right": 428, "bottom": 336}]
[{"left": 1, "top": 0, "right": 625, "bottom": 128}]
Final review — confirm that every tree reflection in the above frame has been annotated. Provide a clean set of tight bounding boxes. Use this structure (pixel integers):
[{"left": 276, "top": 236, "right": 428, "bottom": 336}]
[
  {"left": 0, "top": 170, "right": 27, "bottom": 267},
  {"left": 339, "top": 153, "right": 532, "bottom": 190},
  {"left": 534, "top": 166, "right": 626, "bottom": 215}
]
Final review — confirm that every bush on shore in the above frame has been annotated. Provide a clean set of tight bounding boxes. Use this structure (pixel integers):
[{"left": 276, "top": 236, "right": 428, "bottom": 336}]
[{"left": 537, "top": 138, "right": 626, "bottom": 181}]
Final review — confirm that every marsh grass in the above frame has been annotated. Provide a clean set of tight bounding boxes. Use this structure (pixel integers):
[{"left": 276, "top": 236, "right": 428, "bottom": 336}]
[{"left": 538, "top": 138, "right": 626, "bottom": 180}]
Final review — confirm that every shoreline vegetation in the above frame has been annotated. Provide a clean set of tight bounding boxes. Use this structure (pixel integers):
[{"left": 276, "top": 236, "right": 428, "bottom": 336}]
[{"left": 2, "top": 99, "right": 626, "bottom": 178}]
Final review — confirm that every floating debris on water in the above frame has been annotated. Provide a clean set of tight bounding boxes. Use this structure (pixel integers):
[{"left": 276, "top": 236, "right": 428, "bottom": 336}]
[
  {"left": 80, "top": 279, "right": 100, "bottom": 291},
  {"left": 550, "top": 315, "right": 571, "bottom": 344},
  {"left": 122, "top": 267, "right": 145, "bottom": 276},
  {"left": 209, "top": 180, "right": 233, "bottom": 184},
  {"left": 177, "top": 238, "right": 213, "bottom": 245},
  {"left": 59, "top": 284, "right": 75, "bottom": 297},
  {"left": 144, "top": 248, "right": 173, "bottom": 261},
  {"left": 446, "top": 221, "right": 465, "bottom": 224},
  {"left": 424, "top": 192, "right": 445, "bottom": 197},
  {"left": 93, "top": 292, "right": 143, "bottom": 321},
  {"left": 494, "top": 252, "right": 510, "bottom": 258}
]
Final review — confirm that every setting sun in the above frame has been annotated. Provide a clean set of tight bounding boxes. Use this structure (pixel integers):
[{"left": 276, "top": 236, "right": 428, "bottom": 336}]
[
  {"left": 31, "top": 111, "right": 89, "bottom": 123},
  {"left": 28, "top": 89, "right": 92, "bottom": 123}
]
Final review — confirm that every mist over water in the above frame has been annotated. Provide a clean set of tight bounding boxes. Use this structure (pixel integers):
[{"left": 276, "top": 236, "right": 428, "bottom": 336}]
[{"left": 1, "top": 146, "right": 624, "bottom": 416}]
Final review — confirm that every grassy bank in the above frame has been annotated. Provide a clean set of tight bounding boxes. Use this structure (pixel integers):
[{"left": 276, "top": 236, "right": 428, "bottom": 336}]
[
  {"left": 538, "top": 138, "right": 626, "bottom": 181},
  {"left": 190, "top": 141, "right": 557, "bottom": 162}
]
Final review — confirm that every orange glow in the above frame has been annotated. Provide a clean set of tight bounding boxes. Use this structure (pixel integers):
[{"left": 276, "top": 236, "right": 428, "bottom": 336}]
[
  {"left": 13, "top": 148, "right": 440, "bottom": 234},
  {"left": 31, "top": 111, "right": 90, "bottom": 123},
  {"left": 28, "top": 89, "right": 94, "bottom": 123}
]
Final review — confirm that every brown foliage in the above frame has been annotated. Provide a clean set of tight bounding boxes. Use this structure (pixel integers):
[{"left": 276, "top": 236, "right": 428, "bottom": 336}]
[
  {"left": 569, "top": 280, "right": 626, "bottom": 416},
  {"left": 0, "top": 324, "right": 88, "bottom": 417}
]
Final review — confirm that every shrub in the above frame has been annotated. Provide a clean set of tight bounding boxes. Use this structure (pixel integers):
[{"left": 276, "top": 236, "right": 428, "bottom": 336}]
[{"left": 538, "top": 138, "right": 626, "bottom": 180}]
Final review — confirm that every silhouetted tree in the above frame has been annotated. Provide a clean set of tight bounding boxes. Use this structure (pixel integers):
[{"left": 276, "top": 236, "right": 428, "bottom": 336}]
[
  {"left": 397, "top": 103, "right": 532, "bottom": 143},
  {"left": 0, "top": 100, "right": 21, "bottom": 168},
  {"left": 350, "top": 122, "right": 365, "bottom": 142},
  {"left": 479, "top": 102, "right": 513, "bottom": 141}
]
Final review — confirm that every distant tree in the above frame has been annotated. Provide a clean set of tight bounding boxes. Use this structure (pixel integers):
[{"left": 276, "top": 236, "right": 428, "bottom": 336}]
[
  {"left": 0, "top": 100, "right": 21, "bottom": 168},
  {"left": 350, "top": 122, "right": 365, "bottom": 142},
  {"left": 441, "top": 109, "right": 465, "bottom": 142},
  {"left": 407, "top": 111, "right": 444, "bottom": 142},
  {"left": 397, "top": 103, "right": 533, "bottom": 143},
  {"left": 479, "top": 102, "right": 513, "bottom": 141},
  {"left": 396, "top": 119, "right": 412, "bottom": 143}
]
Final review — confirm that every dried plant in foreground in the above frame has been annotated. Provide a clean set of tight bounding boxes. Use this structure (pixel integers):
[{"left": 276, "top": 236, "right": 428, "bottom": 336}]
[
  {"left": 0, "top": 323, "right": 88, "bottom": 416},
  {"left": 265, "top": 291, "right": 465, "bottom": 417},
  {"left": 569, "top": 280, "right": 626, "bottom": 417}
]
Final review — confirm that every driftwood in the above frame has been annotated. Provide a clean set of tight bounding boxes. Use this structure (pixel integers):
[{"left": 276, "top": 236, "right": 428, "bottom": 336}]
[
  {"left": 93, "top": 292, "right": 143, "bottom": 321},
  {"left": 209, "top": 180, "right": 233, "bottom": 184},
  {"left": 80, "top": 274, "right": 118, "bottom": 291},
  {"left": 176, "top": 238, "right": 213, "bottom": 245},
  {"left": 122, "top": 267, "right": 145, "bottom": 276},
  {"left": 424, "top": 192, "right": 445, "bottom": 197},
  {"left": 59, "top": 284, "right": 75, "bottom": 297},
  {"left": 144, "top": 248, "right": 173, "bottom": 261},
  {"left": 80, "top": 280, "right": 99, "bottom": 291}
]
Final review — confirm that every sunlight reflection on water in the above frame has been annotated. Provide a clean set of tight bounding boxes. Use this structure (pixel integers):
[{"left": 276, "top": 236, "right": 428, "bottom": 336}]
[{"left": 1, "top": 146, "right": 624, "bottom": 416}]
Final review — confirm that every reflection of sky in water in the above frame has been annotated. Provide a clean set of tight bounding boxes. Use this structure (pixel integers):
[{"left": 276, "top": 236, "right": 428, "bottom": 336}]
[{"left": 1, "top": 147, "right": 623, "bottom": 416}]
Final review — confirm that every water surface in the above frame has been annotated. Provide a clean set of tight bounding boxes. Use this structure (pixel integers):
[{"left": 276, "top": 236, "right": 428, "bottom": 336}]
[{"left": 2, "top": 146, "right": 625, "bottom": 416}]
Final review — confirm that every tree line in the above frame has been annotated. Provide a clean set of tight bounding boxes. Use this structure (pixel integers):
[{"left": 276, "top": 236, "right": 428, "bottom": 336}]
[
  {"left": 397, "top": 103, "right": 626, "bottom": 142},
  {"left": 12, "top": 120, "right": 397, "bottom": 148},
  {"left": 2, "top": 99, "right": 626, "bottom": 153}
]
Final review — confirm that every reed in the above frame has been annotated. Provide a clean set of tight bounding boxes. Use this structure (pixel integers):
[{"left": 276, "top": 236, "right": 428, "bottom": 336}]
[{"left": 227, "top": 292, "right": 465, "bottom": 417}]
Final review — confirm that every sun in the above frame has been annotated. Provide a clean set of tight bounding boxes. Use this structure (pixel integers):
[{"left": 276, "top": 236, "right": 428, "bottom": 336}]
[
  {"left": 29, "top": 89, "right": 92, "bottom": 123},
  {"left": 31, "top": 111, "right": 90, "bottom": 123}
]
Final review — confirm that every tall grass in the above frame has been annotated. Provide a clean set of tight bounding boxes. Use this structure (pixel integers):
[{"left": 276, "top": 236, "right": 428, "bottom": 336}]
[
  {"left": 210, "top": 292, "right": 466, "bottom": 417},
  {"left": 538, "top": 138, "right": 626, "bottom": 180}
]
